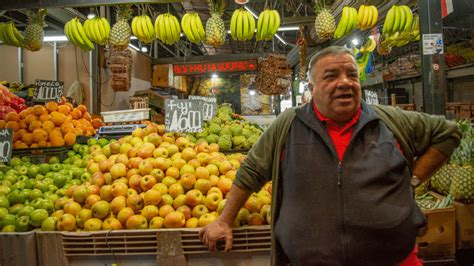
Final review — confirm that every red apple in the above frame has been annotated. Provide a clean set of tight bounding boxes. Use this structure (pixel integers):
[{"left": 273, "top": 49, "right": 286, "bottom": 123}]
[
  {"left": 185, "top": 189, "right": 203, "bottom": 207},
  {"left": 126, "top": 193, "right": 144, "bottom": 212},
  {"left": 141, "top": 205, "right": 159, "bottom": 221},
  {"left": 143, "top": 189, "right": 162, "bottom": 206},
  {"left": 164, "top": 211, "right": 185, "bottom": 228},
  {"left": 126, "top": 214, "right": 148, "bottom": 229},
  {"left": 140, "top": 175, "right": 157, "bottom": 191},
  {"left": 117, "top": 207, "right": 134, "bottom": 226},
  {"left": 110, "top": 196, "right": 127, "bottom": 214},
  {"left": 149, "top": 216, "right": 164, "bottom": 229},
  {"left": 111, "top": 182, "right": 128, "bottom": 198}
]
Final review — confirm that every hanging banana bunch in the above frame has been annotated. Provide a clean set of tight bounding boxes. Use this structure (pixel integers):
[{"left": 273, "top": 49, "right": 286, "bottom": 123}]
[
  {"left": 131, "top": 12, "right": 155, "bottom": 44},
  {"left": 256, "top": 9, "right": 280, "bottom": 41},
  {"left": 83, "top": 16, "right": 110, "bottom": 45},
  {"left": 230, "top": 7, "right": 255, "bottom": 41},
  {"left": 0, "top": 22, "right": 25, "bottom": 48},
  {"left": 181, "top": 12, "right": 205, "bottom": 44},
  {"left": 64, "top": 17, "right": 95, "bottom": 51},
  {"left": 155, "top": 13, "right": 181, "bottom": 45}
]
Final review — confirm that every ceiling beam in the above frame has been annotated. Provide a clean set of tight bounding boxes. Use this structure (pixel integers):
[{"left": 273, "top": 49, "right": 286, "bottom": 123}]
[
  {"left": 0, "top": 0, "right": 183, "bottom": 11},
  {"left": 153, "top": 53, "right": 267, "bottom": 65}
]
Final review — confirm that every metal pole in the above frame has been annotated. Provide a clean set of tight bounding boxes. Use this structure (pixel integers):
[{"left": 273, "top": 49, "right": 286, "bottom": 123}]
[
  {"left": 53, "top": 41, "right": 58, "bottom": 80},
  {"left": 418, "top": 0, "right": 446, "bottom": 115},
  {"left": 18, "top": 47, "right": 23, "bottom": 83}
]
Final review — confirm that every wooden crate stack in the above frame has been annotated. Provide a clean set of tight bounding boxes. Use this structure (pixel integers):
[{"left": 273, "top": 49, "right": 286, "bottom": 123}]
[
  {"left": 107, "top": 48, "right": 133, "bottom": 91},
  {"left": 256, "top": 54, "right": 292, "bottom": 95}
]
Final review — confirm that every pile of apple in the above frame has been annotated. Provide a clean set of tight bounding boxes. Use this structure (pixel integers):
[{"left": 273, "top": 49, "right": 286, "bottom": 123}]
[
  {"left": 45, "top": 123, "right": 272, "bottom": 231},
  {"left": 0, "top": 155, "right": 91, "bottom": 232}
]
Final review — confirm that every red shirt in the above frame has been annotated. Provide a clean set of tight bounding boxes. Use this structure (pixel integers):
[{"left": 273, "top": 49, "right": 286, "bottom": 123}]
[{"left": 311, "top": 102, "right": 421, "bottom": 266}]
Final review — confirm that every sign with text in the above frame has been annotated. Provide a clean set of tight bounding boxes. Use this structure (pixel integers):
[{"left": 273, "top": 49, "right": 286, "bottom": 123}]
[
  {"left": 34, "top": 79, "right": 64, "bottom": 102},
  {"left": 364, "top": 90, "right": 379, "bottom": 105},
  {"left": 188, "top": 95, "right": 217, "bottom": 121},
  {"left": 165, "top": 99, "right": 203, "bottom": 133},
  {"left": 0, "top": 129, "right": 13, "bottom": 163},
  {"left": 422, "top": 34, "right": 444, "bottom": 55},
  {"left": 173, "top": 59, "right": 257, "bottom": 76}
]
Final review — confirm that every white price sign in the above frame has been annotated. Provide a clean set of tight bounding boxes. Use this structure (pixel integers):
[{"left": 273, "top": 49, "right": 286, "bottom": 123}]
[
  {"left": 364, "top": 90, "right": 379, "bottom": 105},
  {"left": 188, "top": 95, "right": 217, "bottom": 121},
  {"left": 0, "top": 129, "right": 13, "bottom": 162},
  {"left": 34, "top": 79, "right": 64, "bottom": 102},
  {"left": 165, "top": 99, "right": 203, "bottom": 133}
]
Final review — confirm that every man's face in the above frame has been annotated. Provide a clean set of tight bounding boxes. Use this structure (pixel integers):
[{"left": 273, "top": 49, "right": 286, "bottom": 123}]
[{"left": 310, "top": 53, "right": 361, "bottom": 123}]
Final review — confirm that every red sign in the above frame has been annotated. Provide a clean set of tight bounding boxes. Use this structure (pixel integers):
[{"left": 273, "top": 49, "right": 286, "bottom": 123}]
[{"left": 173, "top": 60, "right": 257, "bottom": 76}]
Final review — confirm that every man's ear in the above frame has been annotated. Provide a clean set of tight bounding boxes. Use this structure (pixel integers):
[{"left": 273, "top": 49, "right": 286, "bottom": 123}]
[{"left": 307, "top": 83, "right": 313, "bottom": 92}]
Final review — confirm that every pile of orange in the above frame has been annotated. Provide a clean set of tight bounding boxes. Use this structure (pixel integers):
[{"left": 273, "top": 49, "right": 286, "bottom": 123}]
[{"left": 0, "top": 101, "right": 104, "bottom": 149}]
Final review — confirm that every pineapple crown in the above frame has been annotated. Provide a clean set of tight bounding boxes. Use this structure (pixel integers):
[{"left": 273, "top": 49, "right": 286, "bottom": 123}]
[
  {"left": 26, "top": 8, "right": 47, "bottom": 27},
  {"left": 208, "top": 0, "right": 226, "bottom": 16},
  {"left": 314, "top": 0, "right": 336, "bottom": 13},
  {"left": 116, "top": 5, "right": 133, "bottom": 21}
]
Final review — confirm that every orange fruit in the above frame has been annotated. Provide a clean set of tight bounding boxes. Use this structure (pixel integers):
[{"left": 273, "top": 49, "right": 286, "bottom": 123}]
[
  {"left": 32, "top": 105, "right": 48, "bottom": 116},
  {"left": 5, "top": 121, "right": 20, "bottom": 131},
  {"left": 50, "top": 111, "right": 66, "bottom": 126},
  {"left": 64, "top": 115, "right": 72, "bottom": 124},
  {"left": 45, "top": 101, "right": 58, "bottom": 113},
  {"left": 21, "top": 133, "right": 34, "bottom": 145},
  {"left": 58, "top": 105, "right": 70, "bottom": 115},
  {"left": 29, "top": 120, "right": 43, "bottom": 131},
  {"left": 70, "top": 109, "right": 82, "bottom": 120},
  {"left": 49, "top": 129, "right": 63, "bottom": 140},
  {"left": 61, "top": 123, "right": 74, "bottom": 134},
  {"left": 19, "top": 120, "right": 28, "bottom": 129},
  {"left": 12, "top": 132, "right": 20, "bottom": 142},
  {"left": 5, "top": 112, "right": 20, "bottom": 122},
  {"left": 30, "top": 143, "right": 39, "bottom": 148},
  {"left": 15, "top": 141, "right": 29, "bottom": 149},
  {"left": 82, "top": 112, "right": 92, "bottom": 121},
  {"left": 64, "top": 132, "right": 76, "bottom": 146},
  {"left": 65, "top": 103, "right": 74, "bottom": 111},
  {"left": 86, "top": 127, "right": 96, "bottom": 136},
  {"left": 77, "top": 104, "right": 87, "bottom": 115},
  {"left": 33, "top": 129, "right": 48, "bottom": 143},
  {"left": 91, "top": 118, "right": 104, "bottom": 129},
  {"left": 50, "top": 136, "right": 65, "bottom": 147},
  {"left": 25, "top": 114, "right": 38, "bottom": 124},
  {"left": 17, "top": 129, "right": 27, "bottom": 136},
  {"left": 38, "top": 140, "right": 48, "bottom": 147},
  {"left": 39, "top": 114, "right": 50, "bottom": 122},
  {"left": 42, "top": 121, "right": 55, "bottom": 132},
  {"left": 19, "top": 110, "right": 29, "bottom": 119},
  {"left": 0, "top": 120, "right": 5, "bottom": 128},
  {"left": 72, "top": 128, "right": 83, "bottom": 136}
]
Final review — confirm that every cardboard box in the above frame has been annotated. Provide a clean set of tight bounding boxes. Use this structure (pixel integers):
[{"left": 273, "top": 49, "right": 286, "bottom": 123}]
[
  {"left": 454, "top": 200, "right": 474, "bottom": 249},
  {"left": 417, "top": 205, "right": 456, "bottom": 258},
  {"left": 153, "top": 64, "right": 172, "bottom": 88}
]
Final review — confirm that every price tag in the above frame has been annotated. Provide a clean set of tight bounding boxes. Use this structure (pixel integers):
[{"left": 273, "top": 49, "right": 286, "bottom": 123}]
[
  {"left": 0, "top": 129, "right": 13, "bottom": 163},
  {"left": 34, "top": 79, "right": 64, "bottom": 102},
  {"left": 188, "top": 95, "right": 217, "bottom": 121},
  {"left": 364, "top": 90, "right": 379, "bottom": 105},
  {"left": 165, "top": 99, "right": 203, "bottom": 133}
]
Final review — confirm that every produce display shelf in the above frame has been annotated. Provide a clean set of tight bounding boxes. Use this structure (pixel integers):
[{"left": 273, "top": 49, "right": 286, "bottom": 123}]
[
  {"left": 0, "top": 231, "right": 39, "bottom": 266},
  {"left": 36, "top": 226, "right": 271, "bottom": 266},
  {"left": 12, "top": 146, "right": 69, "bottom": 163}
]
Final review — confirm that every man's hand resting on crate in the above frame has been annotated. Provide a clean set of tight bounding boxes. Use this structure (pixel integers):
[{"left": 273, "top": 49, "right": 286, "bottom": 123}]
[{"left": 199, "top": 218, "right": 233, "bottom": 251}]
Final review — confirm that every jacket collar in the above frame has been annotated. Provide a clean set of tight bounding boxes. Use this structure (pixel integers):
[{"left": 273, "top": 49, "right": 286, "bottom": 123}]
[{"left": 295, "top": 100, "right": 380, "bottom": 158}]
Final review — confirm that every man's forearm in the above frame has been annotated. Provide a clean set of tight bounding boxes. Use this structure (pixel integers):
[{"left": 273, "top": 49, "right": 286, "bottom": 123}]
[
  {"left": 412, "top": 147, "right": 450, "bottom": 183},
  {"left": 219, "top": 184, "right": 252, "bottom": 225}
]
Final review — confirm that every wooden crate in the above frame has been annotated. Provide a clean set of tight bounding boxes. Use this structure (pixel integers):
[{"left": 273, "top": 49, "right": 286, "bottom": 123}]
[
  {"left": 0, "top": 231, "right": 39, "bottom": 266},
  {"left": 153, "top": 64, "right": 172, "bottom": 88}
]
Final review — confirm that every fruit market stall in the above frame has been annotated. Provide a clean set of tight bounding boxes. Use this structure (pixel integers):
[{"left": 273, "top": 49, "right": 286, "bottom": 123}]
[{"left": 0, "top": 0, "right": 473, "bottom": 265}]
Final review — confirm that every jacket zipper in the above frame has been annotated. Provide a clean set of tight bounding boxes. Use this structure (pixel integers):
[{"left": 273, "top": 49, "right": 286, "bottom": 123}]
[{"left": 337, "top": 161, "right": 348, "bottom": 265}]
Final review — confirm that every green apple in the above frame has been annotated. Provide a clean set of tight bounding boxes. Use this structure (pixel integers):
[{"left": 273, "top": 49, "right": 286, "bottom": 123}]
[
  {"left": 9, "top": 157, "right": 22, "bottom": 167},
  {"left": 52, "top": 174, "right": 67, "bottom": 188},
  {"left": 28, "top": 189, "right": 43, "bottom": 201},
  {"left": 49, "top": 156, "right": 60, "bottom": 164},
  {"left": 27, "top": 165, "right": 39, "bottom": 178},
  {"left": 16, "top": 166, "right": 28, "bottom": 176},
  {"left": 0, "top": 185, "right": 11, "bottom": 196},
  {"left": 50, "top": 164, "right": 63, "bottom": 172},
  {"left": 38, "top": 164, "right": 50, "bottom": 175},
  {"left": 4, "top": 174, "right": 18, "bottom": 185},
  {"left": 15, "top": 215, "right": 31, "bottom": 232},
  {"left": 0, "top": 213, "right": 16, "bottom": 228},
  {"left": 41, "top": 216, "right": 58, "bottom": 231},
  {"left": 35, "top": 174, "right": 45, "bottom": 181},
  {"left": 30, "top": 209, "right": 49, "bottom": 227},
  {"left": 2, "top": 224, "right": 15, "bottom": 232},
  {"left": 0, "top": 196, "right": 9, "bottom": 208},
  {"left": 17, "top": 205, "right": 34, "bottom": 217},
  {"left": 8, "top": 190, "right": 26, "bottom": 205},
  {"left": 24, "top": 179, "right": 35, "bottom": 190}
]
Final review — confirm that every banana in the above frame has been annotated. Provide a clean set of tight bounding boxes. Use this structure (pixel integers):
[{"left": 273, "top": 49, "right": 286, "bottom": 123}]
[
  {"left": 77, "top": 18, "right": 94, "bottom": 50},
  {"left": 398, "top": 5, "right": 406, "bottom": 32},
  {"left": 194, "top": 13, "right": 205, "bottom": 40},
  {"left": 155, "top": 14, "right": 164, "bottom": 43},
  {"left": 358, "top": 5, "right": 366, "bottom": 29},
  {"left": 185, "top": 14, "right": 198, "bottom": 43},
  {"left": 256, "top": 10, "right": 265, "bottom": 41},
  {"left": 230, "top": 9, "right": 239, "bottom": 40},
  {"left": 5, "top": 22, "right": 21, "bottom": 47},
  {"left": 270, "top": 10, "right": 280, "bottom": 36},
  {"left": 265, "top": 10, "right": 275, "bottom": 40},
  {"left": 171, "top": 15, "right": 181, "bottom": 43},
  {"left": 383, "top": 6, "right": 396, "bottom": 34},
  {"left": 334, "top": 7, "right": 349, "bottom": 38},
  {"left": 12, "top": 23, "right": 25, "bottom": 47},
  {"left": 83, "top": 19, "right": 93, "bottom": 41},
  {"left": 242, "top": 10, "right": 250, "bottom": 40},
  {"left": 69, "top": 19, "right": 85, "bottom": 47},
  {"left": 91, "top": 19, "right": 101, "bottom": 44},
  {"left": 369, "top": 6, "right": 378, "bottom": 28},
  {"left": 100, "top": 17, "right": 110, "bottom": 42},
  {"left": 236, "top": 10, "right": 243, "bottom": 41},
  {"left": 400, "top": 5, "right": 413, "bottom": 32},
  {"left": 144, "top": 15, "right": 155, "bottom": 42},
  {"left": 247, "top": 10, "right": 256, "bottom": 40},
  {"left": 349, "top": 7, "right": 358, "bottom": 33},
  {"left": 136, "top": 16, "right": 146, "bottom": 42},
  {"left": 132, "top": 16, "right": 139, "bottom": 40},
  {"left": 0, "top": 23, "right": 9, "bottom": 45},
  {"left": 96, "top": 17, "right": 107, "bottom": 45},
  {"left": 181, "top": 13, "right": 192, "bottom": 42},
  {"left": 393, "top": 6, "right": 402, "bottom": 33}
]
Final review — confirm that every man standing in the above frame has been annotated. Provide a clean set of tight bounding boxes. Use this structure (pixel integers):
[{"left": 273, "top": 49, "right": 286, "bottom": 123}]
[{"left": 199, "top": 46, "right": 461, "bottom": 265}]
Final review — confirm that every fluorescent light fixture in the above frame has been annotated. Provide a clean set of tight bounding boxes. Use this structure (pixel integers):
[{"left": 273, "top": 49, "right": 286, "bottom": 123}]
[
  {"left": 249, "top": 89, "right": 256, "bottom": 96},
  {"left": 212, "top": 73, "right": 218, "bottom": 78},
  {"left": 141, "top": 46, "right": 148, "bottom": 53},
  {"left": 44, "top": 35, "right": 68, "bottom": 42},
  {"left": 131, "top": 36, "right": 138, "bottom": 40},
  {"left": 278, "top": 26, "right": 299, "bottom": 31},
  {"left": 87, "top": 13, "right": 96, "bottom": 19},
  {"left": 243, "top": 6, "right": 258, "bottom": 18},
  {"left": 129, "top": 43, "right": 139, "bottom": 51},
  {"left": 352, "top": 38, "right": 359, "bottom": 46},
  {"left": 275, "top": 34, "right": 288, "bottom": 45}
]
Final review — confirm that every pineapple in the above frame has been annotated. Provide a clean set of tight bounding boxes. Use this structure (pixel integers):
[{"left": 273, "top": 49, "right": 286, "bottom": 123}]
[
  {"left": 24, "top": 9, "right": 47, "bottom": 52},
  {"left": 205, "top": 0, "right": 226, "bottom": 47},
  {"left": 448, "top": 120, "right": 473, "bottom": 202},
  {"left": 110, "top": 5, "right": 132, "bottom": 50},
  {"left": 314, "top": 4, "right": 335, "bottom": 40},
  {"left": 430, "top": 164, "right": 453, "bottom": 195}
]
